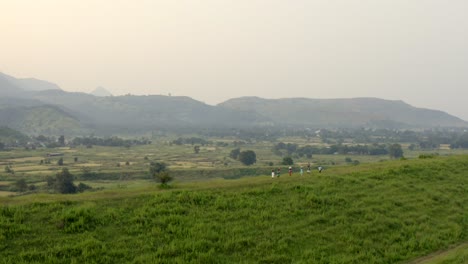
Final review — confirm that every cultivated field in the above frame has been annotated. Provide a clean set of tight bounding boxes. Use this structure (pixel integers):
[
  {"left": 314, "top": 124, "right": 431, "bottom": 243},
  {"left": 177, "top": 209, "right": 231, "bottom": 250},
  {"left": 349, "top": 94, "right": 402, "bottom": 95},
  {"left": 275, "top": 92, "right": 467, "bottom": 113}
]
[{"left": 1, "top": 138, "right": 467, "bottom": 263}]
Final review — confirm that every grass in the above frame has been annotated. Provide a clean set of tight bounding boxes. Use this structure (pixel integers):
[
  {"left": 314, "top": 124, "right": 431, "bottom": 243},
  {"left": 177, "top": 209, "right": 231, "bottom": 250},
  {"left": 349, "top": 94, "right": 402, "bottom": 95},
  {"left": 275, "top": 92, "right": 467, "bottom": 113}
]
[
  {"left": 409, "top": 243, "right": 468, "bottom": 264},
  {"left": 1, "top": 155, "right": 467, "bottom": 263}
]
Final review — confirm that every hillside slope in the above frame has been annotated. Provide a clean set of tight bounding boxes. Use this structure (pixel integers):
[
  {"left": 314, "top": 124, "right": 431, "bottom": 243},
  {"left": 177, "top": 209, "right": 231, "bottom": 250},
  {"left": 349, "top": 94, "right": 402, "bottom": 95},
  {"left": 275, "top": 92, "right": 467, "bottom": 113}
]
[
  {"left": 219, "top": 97, "right": 468, "bottom": 128},
  {"left": 0, "top": 156, "right": 467, "bottom": 263},
  {"left": 0, "top": 72, "right": 61, "bottom": 92},
  {"left": 0, "top": 105, "right": 84, "bottom": 135},
  {"left": 30, "top": 90, "right": 264, "bottom": 133}
]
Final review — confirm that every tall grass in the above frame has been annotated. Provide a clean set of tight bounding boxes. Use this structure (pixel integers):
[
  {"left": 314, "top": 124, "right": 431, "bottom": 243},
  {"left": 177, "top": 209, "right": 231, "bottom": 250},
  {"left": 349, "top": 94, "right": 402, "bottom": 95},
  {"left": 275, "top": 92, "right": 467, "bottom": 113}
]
[{"left": 1, "top": 156, "right": 467, "bottom": 263}]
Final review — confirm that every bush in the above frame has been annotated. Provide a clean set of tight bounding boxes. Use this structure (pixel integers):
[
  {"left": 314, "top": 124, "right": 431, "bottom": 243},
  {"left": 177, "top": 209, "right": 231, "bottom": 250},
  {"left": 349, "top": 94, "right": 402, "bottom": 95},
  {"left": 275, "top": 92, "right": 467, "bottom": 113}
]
[
  {"left": 149, "top": 161, "right": 167, "bottom": 175},
  {"left": 154, "top": 171, "right": 173, "bottom": 186},
  {"left": 282, "top": 157, "right": 294, "bottom": 165},
  {"left": 419, "top": 153, "right": 437, "bottom": 159},
  {"left": 77, "top": 182, "right": 92, "bottom": 193},
  {"left": 14, "top": 179, "right": 28, "bottom": 192}
]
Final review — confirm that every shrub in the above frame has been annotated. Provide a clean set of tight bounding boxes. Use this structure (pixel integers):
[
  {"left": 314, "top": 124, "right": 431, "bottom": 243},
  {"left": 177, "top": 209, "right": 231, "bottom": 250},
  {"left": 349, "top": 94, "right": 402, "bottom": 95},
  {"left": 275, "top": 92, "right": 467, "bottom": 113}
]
[
  {"left": 282, "top": 157, "right": 294, "bottom": 165},
  {"left": 14, "top": 179, "right": 28, "bottom": 192},
  {"left": 419, "top": 154, "right": 437, "bottom": 159},
  {"left": 149, "top": 161, "right": 167, "bottom": 175},
  {"left": 154, "top": 171, "right": 173, "bottom": 186},
  {"left": 77, "top": 182, "right": 92, "bottom": 193}
]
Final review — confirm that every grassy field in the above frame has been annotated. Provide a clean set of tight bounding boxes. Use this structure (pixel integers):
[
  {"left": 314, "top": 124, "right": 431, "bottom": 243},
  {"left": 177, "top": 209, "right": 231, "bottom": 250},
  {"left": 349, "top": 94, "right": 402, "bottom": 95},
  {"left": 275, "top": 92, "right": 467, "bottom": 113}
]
[
  {"left": 1, "top": 155, "right": 467, "bottom": 263},
  {"left": 409, "top": 242, "right": 468, "bottom": 264}
]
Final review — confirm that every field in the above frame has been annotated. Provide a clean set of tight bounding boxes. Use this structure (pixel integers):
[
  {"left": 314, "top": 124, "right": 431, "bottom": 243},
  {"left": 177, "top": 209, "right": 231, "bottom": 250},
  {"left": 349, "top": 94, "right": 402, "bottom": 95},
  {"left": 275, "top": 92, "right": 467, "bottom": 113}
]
[
  {"left": 1, "top": 153, "right": 467, "bottom": 263},
  {"left": 2, "top": 137, "right": 466, "bottom": 186}
]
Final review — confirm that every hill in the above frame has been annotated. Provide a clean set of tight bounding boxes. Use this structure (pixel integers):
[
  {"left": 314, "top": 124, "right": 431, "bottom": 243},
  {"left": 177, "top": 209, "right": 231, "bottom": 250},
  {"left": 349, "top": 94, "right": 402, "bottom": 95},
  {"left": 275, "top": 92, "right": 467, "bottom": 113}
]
[
  {"left": 28, "top": 90, "right": 263, "bottom": 134},
  {"left": 218, "top": 97, "right": 468, "bottom": 128},
  {"left": 0, "top": 72, "right": 61, "bottom": 92},
  {"left": 0, "top": 105, "right": 84, "bottom": 135},
  {"left": 0, "top": 155, "right": 467, "bottom": 262},
  {"left": 2, "top": 72, "right": 468, "bottom": 135},
  {"left": 0, "top": 73, "right": 28, "bottom": 98},
  {"left": 90, "top": 86, "right": 113, "bottom": 97},
  {"left": 0, "top": 126, "right": 30, "bottom": 144}
]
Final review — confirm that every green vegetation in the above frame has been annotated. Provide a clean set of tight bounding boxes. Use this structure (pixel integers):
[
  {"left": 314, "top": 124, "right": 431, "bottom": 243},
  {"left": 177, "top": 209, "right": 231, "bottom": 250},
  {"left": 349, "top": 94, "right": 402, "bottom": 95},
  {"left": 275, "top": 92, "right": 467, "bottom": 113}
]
[
  {"left": 282, "top": 156, "right": 294, "bottom": 165},
  {"left": 0, "top": 126, "right": 29, "bottom": 145},
  {"left": 409, "top": 243, "right": 468, "bottom": 264},
  {"left": 149, "top": 161, "right": 172, "bottom": 186},
  {"left": 238, "top": 150, "right": 257, "bottom": 165},
  {"left": 0, "top": 156, "right": 467, "bottom": 263}
]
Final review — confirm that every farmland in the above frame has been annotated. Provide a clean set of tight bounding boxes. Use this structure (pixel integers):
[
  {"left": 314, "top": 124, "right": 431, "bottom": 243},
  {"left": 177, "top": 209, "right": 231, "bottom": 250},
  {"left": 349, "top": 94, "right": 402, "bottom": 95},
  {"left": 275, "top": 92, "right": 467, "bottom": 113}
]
[
  {"left": 1, "top": 135, "right": 468, "bottom": 263},
  {"left": 1, "top": 149, "right": 467, "bottom": 262}
]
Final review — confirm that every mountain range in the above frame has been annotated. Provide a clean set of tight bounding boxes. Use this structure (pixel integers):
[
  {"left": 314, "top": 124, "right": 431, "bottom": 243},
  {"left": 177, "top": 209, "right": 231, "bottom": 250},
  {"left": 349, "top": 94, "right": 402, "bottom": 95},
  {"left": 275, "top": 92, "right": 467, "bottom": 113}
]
[{"left": 0, "top": 72, "right": 466, "bottom": 136}]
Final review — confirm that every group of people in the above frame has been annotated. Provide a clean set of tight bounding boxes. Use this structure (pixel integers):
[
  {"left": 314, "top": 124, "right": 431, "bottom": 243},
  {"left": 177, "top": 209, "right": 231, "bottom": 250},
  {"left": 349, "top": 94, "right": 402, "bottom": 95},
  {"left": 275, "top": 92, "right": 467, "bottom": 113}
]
[{"left": 271, "top": 163, "right": 323, "bottom": 178}]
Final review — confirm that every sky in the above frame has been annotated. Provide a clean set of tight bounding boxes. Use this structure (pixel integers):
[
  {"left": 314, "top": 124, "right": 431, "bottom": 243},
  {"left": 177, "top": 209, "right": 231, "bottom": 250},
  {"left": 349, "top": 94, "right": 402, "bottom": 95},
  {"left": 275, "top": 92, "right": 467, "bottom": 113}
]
[{"left": 1, "top": 0, "right": 468, "bottom": 120}]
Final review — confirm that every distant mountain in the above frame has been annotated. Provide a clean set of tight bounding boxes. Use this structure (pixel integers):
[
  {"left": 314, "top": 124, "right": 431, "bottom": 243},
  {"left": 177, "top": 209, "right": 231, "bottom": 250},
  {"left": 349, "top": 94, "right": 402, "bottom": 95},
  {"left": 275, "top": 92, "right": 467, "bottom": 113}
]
[
  {"left": 91, "top": 86, "right": 113, "bottom": 97},
  {"left": 29, "top": 90, "right": 263, "bottom": 134},
  {"left": 1, "top": 72, "right": 467, "bottom": 136},
  {"left": 0, "top": 105, "right": 84, "bottom": 135},
  {"left": 218, "top": 97, "right": 468, "bottom": 128},
  {"left": 0, "top": 73, "right": 28, "bottom": 97},
  {"left": 0, "top": 72, "right": 61, "bottom": 92}
]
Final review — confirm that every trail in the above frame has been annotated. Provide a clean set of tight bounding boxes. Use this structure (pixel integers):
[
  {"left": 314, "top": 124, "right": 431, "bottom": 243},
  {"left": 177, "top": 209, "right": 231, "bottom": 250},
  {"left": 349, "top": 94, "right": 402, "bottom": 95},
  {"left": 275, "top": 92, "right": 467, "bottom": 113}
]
[{"left": 407, "top": 242, "right": 468, "bottom": 264}]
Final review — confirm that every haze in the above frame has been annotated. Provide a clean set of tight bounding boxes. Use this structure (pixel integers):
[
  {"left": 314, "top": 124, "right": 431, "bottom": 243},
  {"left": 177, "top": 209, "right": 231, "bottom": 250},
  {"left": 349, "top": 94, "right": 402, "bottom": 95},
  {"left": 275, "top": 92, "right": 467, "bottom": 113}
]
[{"left": 1, "top": 0, "right": 468, "bottom": 120}]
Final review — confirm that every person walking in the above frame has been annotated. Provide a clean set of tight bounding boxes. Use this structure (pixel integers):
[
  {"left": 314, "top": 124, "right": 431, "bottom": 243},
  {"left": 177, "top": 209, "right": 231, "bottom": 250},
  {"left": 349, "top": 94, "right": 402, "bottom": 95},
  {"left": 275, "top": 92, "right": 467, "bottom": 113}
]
[
  {"left": 271, "top": 169, "right": 275, "bottom": 178},
  {"left": 277, "top": 167, "right": 281, "bottom": 178},
  {"left": 300, "top": 166, "right": 304, "bottom": 176},
  {"left": 288, "top": 166, "right": 292, "bottom": 176},
  {"left": 307, "top": 163, "right": 311, "bottom": 174},
  {"left": 318, "top": 166, "right": 323, "bottom": 173}
]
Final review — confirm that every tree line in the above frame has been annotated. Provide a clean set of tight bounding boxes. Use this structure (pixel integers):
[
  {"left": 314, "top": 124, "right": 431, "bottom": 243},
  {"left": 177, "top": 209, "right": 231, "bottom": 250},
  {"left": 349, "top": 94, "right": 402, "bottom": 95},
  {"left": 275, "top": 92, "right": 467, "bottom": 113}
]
[{"left": 273, "top": 142, "right": 403, "bottom": 158}]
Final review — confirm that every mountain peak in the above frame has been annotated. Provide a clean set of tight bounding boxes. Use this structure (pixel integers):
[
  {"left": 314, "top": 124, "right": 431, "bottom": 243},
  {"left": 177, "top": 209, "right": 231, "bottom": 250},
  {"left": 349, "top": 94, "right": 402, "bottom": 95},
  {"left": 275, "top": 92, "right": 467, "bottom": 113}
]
[{"left": 91, "top": 86, "right": 113, "bottom": 97}]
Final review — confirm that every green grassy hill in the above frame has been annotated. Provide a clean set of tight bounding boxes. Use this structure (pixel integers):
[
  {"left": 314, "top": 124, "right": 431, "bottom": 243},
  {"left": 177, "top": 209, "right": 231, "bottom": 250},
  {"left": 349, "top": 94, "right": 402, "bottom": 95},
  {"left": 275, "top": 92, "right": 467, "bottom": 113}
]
[
  {"left": 0, "top": 126, "right": 29, "bottom": 144},
  {"left": 0, "top": 105, "right": 85, "bottom": 135},
  {"left": 1, "top": 155, "right": 467, "bottom": 263}
]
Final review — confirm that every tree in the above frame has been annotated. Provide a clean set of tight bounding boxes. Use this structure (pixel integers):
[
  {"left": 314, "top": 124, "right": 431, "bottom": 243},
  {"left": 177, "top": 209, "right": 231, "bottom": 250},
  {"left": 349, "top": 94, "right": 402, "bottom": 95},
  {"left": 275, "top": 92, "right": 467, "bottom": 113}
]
[
  {"left": 58, "top": 135, "right": 65, "bottom": 146},
  {"left": 154, "top": 171, "right": 173, "bottom": 185},
  {"left": 388, "top": 144, "right": 404, "bottom": 159},
  {"left": 194, "top": 145, "right": 200, "bottom": 154},
  {"left": 54, "top": 168, "right": 77, "bottom": 194},
  {"left": 149, "top": 161, "right": 172, "bottom": 185},
  {"left": 57, "top": 158, "right": 64, "bottom": 166},
  {"left": 149, "top": 161, "right": 167, "bottom": 175},
  {"left": 229, "top": 148, "right": 240, "bottom": 159},
  {"left": 238, "top": 150, "right": 257, "bottom": 166},
  {"left": 15, "top": 179, "right": 28, "bottom": 192},
  {"left": 5, "top": 165, "right": 14, "bottom": 174},
  {"left": 282, "top": 157, "right": 294, "bottom": 165}
]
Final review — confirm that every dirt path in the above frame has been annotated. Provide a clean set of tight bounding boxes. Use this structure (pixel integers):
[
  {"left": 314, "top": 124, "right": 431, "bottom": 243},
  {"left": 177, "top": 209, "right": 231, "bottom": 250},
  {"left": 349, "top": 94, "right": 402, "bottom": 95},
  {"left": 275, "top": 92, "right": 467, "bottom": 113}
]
[{"left": 407, "top": 242, "right": 468, "bottom": 264}]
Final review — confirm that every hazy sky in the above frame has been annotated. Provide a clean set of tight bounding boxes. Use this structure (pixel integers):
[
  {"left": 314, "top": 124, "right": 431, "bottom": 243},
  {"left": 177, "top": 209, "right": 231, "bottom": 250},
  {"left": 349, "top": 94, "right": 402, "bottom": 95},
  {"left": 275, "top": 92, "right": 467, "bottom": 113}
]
[{"left": 1, "top": 0, "right": 468, "bottom": 119}]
